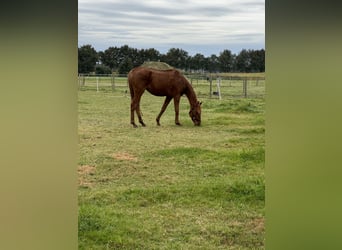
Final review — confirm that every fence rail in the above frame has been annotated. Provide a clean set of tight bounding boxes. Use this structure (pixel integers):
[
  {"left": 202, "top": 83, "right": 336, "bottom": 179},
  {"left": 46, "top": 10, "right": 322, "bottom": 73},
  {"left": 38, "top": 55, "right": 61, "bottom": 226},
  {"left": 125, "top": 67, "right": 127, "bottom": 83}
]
[{"left": 78, "top": 73, "right": 265, "bottom": 99}]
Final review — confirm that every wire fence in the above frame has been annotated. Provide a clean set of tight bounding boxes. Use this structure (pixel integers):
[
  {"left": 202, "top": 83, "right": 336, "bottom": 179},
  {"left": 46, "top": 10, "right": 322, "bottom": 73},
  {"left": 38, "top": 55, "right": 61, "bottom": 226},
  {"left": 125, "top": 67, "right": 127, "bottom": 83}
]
[{"left": 78, "top": 73, "right": 265, "bottom": 99}]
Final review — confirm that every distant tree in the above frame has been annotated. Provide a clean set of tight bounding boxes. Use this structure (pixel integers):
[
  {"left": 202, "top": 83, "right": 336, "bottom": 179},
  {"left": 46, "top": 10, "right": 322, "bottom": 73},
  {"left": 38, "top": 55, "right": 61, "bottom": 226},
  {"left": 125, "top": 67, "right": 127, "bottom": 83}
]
[
  {"left": 162, "top": 48, "right": 189, "bottom": 69},
  {"left": 118, "top": 57, "right": 133, "bottom": 75},
  {"left": 101, "top": 45, "right": 138, "bottom": 71},
  {"left": 78, "top": 45, "right": 98, "bottom": 73},
  {"left": 100, "top": 46, "right": 120, "bottom": 70},
  {"left": 121, "top": 45, "right": 140, "bottom": 67},
  {"left": 78, "top": 44, "right": 265, "bottom": 74},
  {"left": 189, "top": 53, "right": 206, "bottom": 72},
  {"left": 139, "top": 48, "right": 161, "bottom": 63},
  {"left": 95, "top": 64, "right": 112, "bottom": 74},
  {"left": 97, "top": 51, "right": 105, "bottom": 64},
  {"left": 249, "top": 49, "right": 265, "bottom": 72},
  {"left": 207, "top": 54, "right": 220, "bottom": 73},
  {"left": 235, "top": 49, "right": 252, "bottom": 72},
  {"left": 218, "top": 50, "right": 234, "bottom": 72}
]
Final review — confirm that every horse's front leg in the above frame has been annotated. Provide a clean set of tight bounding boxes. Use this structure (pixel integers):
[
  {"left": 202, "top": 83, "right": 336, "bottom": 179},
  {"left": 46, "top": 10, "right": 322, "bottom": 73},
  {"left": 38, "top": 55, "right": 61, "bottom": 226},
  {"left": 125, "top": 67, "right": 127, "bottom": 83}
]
[
  {"left": 156, "top": 96, "right": 172, "bottom": 126},
  {"left": 173, "top": 95, "right": 181, "bottom": 126}
]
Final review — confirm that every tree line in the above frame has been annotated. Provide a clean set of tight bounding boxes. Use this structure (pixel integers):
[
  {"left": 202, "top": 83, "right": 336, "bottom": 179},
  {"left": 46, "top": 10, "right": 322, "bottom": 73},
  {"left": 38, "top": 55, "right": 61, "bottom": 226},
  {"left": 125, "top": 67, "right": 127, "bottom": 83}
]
[{"left": 78, "top": 44, "right": 265, "bottom": 74}]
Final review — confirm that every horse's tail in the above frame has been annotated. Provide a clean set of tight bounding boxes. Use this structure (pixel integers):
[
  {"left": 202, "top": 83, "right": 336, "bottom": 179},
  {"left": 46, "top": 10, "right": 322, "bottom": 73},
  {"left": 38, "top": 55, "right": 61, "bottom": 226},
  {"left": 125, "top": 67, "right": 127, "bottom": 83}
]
[{"left": 127, "top": 69, "right": 134, "bottom": 99}]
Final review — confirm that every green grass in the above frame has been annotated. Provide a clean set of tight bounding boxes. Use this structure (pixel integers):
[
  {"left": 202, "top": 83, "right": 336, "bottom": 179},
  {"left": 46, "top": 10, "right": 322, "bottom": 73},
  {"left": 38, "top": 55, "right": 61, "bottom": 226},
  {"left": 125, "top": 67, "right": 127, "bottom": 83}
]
[{"left": 78, "top": 82, "right": 265, "bottom": 249}]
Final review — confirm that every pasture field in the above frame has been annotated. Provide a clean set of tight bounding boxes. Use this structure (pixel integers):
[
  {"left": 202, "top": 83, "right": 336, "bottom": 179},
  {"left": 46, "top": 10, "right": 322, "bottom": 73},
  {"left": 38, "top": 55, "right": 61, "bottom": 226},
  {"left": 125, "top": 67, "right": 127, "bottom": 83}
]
[{"left": 78, "top": 80, "right": 265, "bottom": 249}]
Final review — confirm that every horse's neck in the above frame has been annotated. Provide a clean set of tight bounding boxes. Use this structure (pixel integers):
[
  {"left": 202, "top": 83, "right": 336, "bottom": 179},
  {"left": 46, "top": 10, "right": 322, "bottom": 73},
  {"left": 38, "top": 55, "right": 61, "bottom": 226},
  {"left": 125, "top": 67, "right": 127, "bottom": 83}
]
[{"left": 184, "top": 83, "right": 198, "bottom": 108}]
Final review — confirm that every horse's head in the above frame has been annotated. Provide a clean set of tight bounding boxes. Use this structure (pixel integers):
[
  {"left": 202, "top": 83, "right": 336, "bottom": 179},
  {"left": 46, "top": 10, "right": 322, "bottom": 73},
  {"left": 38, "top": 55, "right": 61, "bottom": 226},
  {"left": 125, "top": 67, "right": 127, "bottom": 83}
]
[{"left": 189, "top": 101, "right": 202, "bottom": 126}]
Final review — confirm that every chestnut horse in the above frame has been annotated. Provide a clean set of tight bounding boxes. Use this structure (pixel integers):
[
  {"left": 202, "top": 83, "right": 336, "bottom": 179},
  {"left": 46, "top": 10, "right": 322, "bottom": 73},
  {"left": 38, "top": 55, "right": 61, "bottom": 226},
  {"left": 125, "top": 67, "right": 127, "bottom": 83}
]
[{"left": 128, "top": 66, "right": 201, "bottom": 127}]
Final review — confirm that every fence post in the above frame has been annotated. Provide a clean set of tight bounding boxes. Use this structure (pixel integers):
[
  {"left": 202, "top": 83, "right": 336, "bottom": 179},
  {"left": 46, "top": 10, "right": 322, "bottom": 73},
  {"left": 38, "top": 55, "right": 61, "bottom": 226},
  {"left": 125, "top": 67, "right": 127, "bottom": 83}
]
[
  {"left": 243, "top": 78, "right": 247, "bottom": 98},
  {"left": 78, "top": 74, "right": 85, "bottom": 88},
  {"left": 217, "top": 77, "right": 222, "bottom": 100},
  {"left": 209, "top": 76, "right": 212, "bottom": 98},
  {"left": 77, "top": 75, "right": 80, "bottom": 89},
  {"left": 111, "top": 74, "right": 115, "bottom": 91},
  {"left": 96, "top": 77, "right": 99, "bottom": 92}
]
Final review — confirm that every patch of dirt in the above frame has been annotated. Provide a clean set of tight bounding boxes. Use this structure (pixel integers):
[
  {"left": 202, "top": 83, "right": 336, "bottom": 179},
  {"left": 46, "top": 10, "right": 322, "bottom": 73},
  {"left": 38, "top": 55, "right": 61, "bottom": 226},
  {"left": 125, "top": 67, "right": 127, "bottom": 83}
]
[
  {"left": 249, "top": 217, "right": 265, "bottom": 233},
  {"left": 112, "top": 152, "right": 138, "bottom": 162},
  {"left": 78, "top": 165, "right": 95, "bottom": 187}
]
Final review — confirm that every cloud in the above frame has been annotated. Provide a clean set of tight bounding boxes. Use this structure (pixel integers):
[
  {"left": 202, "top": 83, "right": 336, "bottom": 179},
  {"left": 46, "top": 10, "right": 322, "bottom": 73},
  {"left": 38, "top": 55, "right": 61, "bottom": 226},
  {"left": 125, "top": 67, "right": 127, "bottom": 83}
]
[{"left": 78, "top": 0, "right": 265, "bottom": 55}]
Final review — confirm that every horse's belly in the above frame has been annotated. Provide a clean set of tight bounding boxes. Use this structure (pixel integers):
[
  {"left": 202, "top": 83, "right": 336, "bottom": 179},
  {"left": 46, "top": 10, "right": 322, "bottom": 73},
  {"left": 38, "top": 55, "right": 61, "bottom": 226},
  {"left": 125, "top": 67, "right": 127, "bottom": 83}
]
[{"left": 146, "top": 86, "right": 171, "bottom": 96}]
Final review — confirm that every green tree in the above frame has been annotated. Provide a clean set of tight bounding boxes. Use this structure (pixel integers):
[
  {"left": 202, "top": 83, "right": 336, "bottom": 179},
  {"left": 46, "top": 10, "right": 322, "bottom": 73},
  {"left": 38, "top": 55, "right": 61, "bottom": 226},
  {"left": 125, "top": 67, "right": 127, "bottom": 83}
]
[
  {"left": 207, "top": 54, "right": 220, "bottom": 73},
  {"left": 139, "top": 48, "right": 161, "bottom": 63},
  {"left": 95, "top": 64, "right": 112, "bottom": 74},
  {"left": 78, "top": 45, "right": 98, "bottom": 73},
  {"left": 162, "top": 48, "right": 189, "bottom": 69},
  {"left": 218, "top": 49, "right": 234, "bottom": 72},
  {"left": 189, "top": 53, "right": 206, "bottom": 71},
  {"left": 100, "top": 46, "right": 120, "bottom": 70},
  {"left": 235, "top": 49, "right": 252, "bottom": 72},
  {"left": 118, "top": 57, "right": 133, "bottom": 75},
  {"left": 101, "top": 45, "right": 140, "bottom": 71},
  {"left": 249, "top": 49, "right": 265, "bottom": 72}
]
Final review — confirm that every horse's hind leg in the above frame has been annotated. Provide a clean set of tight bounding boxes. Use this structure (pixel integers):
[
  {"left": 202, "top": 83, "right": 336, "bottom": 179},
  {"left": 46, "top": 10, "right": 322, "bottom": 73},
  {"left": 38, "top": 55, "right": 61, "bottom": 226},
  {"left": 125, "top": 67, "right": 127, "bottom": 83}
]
[
  {"left": 131, "top": 89, "right": 145, "bottom": 127},
  {"left": 136, "top": 104, "right": 146, "bottom": 127},
  {"left": 130, "top": 100, "right": 138, "bottom": 128}
]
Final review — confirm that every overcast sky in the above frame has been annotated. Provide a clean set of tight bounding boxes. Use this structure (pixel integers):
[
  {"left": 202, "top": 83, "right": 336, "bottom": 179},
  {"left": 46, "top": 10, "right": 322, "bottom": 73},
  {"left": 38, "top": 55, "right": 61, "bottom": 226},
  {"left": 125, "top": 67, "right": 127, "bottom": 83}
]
[{"left": 78, "top": 0, "right": 264, "bottom": 56}]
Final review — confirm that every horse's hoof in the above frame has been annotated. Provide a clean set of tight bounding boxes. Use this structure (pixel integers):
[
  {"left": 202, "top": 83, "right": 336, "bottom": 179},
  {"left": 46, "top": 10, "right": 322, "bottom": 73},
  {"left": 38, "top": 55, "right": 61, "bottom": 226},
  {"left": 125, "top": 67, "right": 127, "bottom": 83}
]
[
  {"left": 132, "top": 124, "right": 138, "bottom": 128},
  {"left": 176, "top": 122, "right": 182, "bottom": 126}
]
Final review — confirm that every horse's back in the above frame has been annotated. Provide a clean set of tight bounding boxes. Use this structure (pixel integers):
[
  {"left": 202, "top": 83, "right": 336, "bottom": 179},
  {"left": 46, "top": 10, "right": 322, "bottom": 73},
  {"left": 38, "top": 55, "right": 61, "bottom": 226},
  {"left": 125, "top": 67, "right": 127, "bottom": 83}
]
[
  {"left": 128, "top": 67, "right": 152, "bottom": 84},
  {"left": 129, "top": 66, "right": 187, "bottom": 97}
]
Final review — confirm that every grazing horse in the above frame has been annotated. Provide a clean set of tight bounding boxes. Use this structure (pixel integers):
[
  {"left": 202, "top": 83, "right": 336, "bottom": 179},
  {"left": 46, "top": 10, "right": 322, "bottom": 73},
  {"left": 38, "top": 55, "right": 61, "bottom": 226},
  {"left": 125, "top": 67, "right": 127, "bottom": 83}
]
[{"left": 128, "top": 66, "right": 202, "bottom": 127}]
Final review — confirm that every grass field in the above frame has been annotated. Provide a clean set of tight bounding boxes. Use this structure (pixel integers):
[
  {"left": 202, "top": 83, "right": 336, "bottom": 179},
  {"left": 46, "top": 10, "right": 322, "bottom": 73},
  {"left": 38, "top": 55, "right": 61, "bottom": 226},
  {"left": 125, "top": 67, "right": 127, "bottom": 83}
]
[{"left": 78, "top": 79, "right": 265, "bottom": 249}]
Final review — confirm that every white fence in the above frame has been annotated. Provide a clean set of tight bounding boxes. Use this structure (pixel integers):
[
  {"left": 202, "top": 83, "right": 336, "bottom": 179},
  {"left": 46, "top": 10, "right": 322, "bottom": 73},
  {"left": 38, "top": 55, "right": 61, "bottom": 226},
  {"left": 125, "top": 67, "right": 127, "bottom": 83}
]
[{"left": 78, "top": 73, "right": 265, "bottom": 99}]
